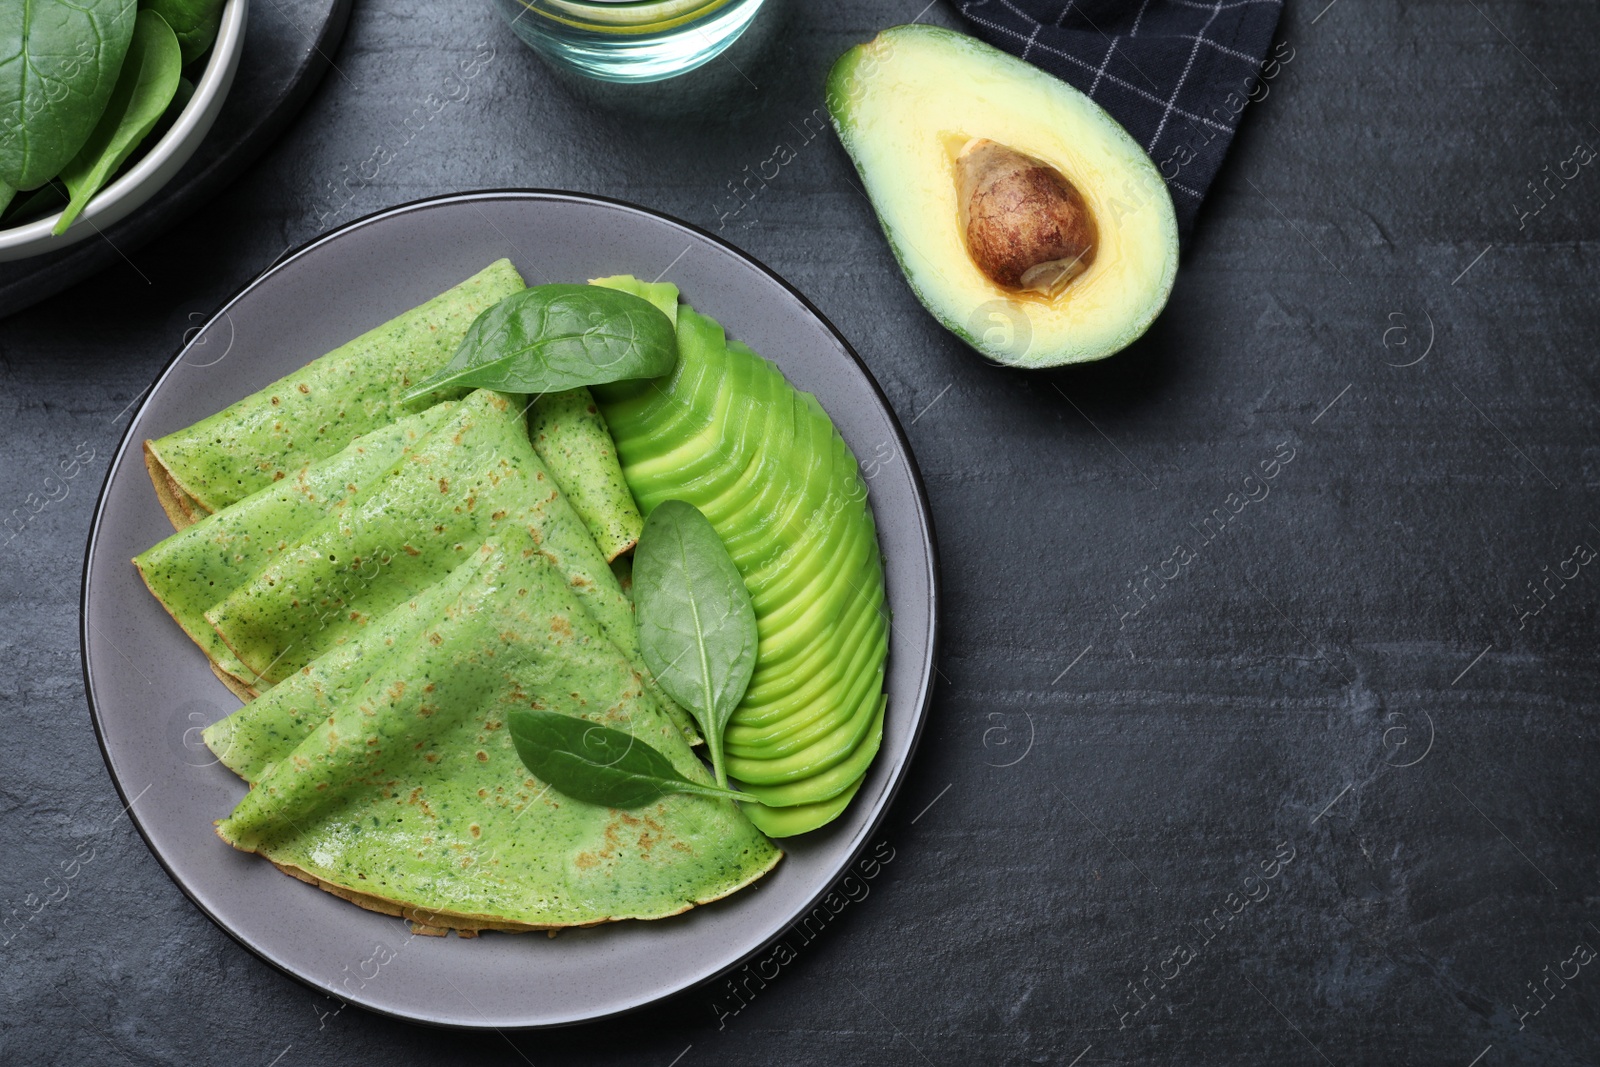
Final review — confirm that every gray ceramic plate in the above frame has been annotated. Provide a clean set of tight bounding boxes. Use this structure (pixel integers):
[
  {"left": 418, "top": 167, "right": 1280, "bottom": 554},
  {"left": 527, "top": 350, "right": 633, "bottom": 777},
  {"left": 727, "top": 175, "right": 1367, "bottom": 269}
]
[{"left": 81, "top": 190, "right": 939, "bottom": 1029}]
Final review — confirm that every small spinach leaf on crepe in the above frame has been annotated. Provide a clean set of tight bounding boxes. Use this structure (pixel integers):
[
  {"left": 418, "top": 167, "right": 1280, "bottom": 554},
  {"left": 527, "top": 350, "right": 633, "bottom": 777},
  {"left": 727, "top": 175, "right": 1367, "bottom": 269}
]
[
  {"left": 633, "top": 500, "right": 759, "bottom": 788},
  {"left": 53, "top": 8, "right": 183, "bottom": 234},
  {"left": 403, "top": 284, "right": 676, "bottom": 401},
  {"left": 509, "top": 711, "right": 753, "bottom": 809}
]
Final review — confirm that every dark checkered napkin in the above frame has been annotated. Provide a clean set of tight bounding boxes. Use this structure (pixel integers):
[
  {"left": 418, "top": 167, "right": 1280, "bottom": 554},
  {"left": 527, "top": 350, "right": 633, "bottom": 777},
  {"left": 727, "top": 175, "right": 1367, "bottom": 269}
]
[{"left": 952, "top": 0, "right": 1286, "bottom": 240}]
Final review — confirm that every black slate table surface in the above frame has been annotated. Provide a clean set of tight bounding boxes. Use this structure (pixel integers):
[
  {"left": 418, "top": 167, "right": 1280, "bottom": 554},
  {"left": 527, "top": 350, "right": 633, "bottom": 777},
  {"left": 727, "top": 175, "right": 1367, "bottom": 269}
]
[{"left": 3, "top": 1, "right": 1598, "bottom": 1064}]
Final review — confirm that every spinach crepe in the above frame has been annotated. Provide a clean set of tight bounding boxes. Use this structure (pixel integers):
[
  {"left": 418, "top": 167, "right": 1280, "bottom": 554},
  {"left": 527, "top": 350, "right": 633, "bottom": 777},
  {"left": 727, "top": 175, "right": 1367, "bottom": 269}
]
[
  {"left": 209, "top": 532, "right": 780, "bottom": 933},
  {"left": 201, "top": 388, "right": 699, "bottom": 744},
  {"left": 145, "top": 259, "right": 526, "bottom": 527},
  {"left": 529, "top": 387, "right": 643, "bottom": 562},
  {"left": 204, "top": 559, "right": 487, "bottom": 784},
  {"left": 134, "top": 406, "right": 455, "bottom": 697}
]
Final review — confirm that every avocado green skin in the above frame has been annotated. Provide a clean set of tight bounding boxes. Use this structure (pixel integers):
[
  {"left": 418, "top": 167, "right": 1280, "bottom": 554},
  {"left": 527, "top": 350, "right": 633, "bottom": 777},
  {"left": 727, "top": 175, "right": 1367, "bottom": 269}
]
[
  {"left": 211, "top": 529, "right": 780, "bottom": 931},
  {"left": 824, "top": 24, "right": 1179, "bottom": 368},
  {"left": 146, "top": 259, "right": 525, "bottom": 514},
  {"left": 594, "top": 295, "right": 888, "bottom": 836}
]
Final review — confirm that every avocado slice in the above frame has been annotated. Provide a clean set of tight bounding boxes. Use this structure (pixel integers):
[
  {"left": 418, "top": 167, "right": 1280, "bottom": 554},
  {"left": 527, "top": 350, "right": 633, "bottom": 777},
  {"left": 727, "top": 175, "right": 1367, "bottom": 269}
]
[
  {"left": 593, "top": 288, "right": 890, "bottom": 835},
  {"left": 826, "top": 24, "right": 1180, "bottom": 367}
]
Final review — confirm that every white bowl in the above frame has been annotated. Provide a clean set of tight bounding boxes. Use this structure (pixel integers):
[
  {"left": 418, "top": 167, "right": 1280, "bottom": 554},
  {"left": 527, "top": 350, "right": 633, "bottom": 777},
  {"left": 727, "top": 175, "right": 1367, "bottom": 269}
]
[{"left": 0, "top": 0, "right": 249, "bottom": 263}]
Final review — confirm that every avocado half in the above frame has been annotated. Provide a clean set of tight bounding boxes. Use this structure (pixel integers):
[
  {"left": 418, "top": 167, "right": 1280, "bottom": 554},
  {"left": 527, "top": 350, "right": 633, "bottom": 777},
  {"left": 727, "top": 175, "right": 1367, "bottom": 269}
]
[{"left": 826, "top": 25, "right": 1180, "bottom": 368}]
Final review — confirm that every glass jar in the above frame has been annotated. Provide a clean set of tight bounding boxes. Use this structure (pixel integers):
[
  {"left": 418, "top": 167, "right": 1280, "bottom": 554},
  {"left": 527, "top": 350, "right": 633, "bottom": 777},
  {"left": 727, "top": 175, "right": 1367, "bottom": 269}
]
[{"left": 493, "top": 0, "right": 769, "bottom": 83}]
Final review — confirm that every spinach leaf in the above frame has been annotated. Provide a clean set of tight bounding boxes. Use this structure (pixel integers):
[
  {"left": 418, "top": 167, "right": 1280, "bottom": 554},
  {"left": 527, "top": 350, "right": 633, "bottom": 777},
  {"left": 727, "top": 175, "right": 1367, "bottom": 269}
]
[
  {"left": 508, "top": 709, "right": 754, "bottom": 809},
  {"left": 53, "top": 9, "right": 181, "bottom": 234},
  {"left": 633, "top": 500, "right": 759, "bottom": 788},
  {"left": 401, "top": 285, "right": 677, "bottom": 402},
  {"left": 2, "top": 180, "right": 66, "bottom": 226},
  {"left": 0, "top": 0, "right": 138, "bottom": 190},
  {"left": 139, "top": 0, "right": 224, "bottom": 65},
  {"left": 144, "top": 74, "right": 193, "bottom": 147}
]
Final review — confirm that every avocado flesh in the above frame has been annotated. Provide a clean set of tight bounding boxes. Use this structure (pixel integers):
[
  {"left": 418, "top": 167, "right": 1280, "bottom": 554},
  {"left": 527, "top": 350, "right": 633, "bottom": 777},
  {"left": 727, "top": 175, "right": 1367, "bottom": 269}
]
[
  {"left": 743, "top": 530, "right": 880, "bottom": 695},
  {"left": 732, "top": 619, "right": 885, "bottom": 741},
  {"left": 726, "top": 609, "right": 885, "bottom": 753},
  {"left": 740, "top": 700, "right": 885, "bottom": 835},
  {"left": 730, "top": 617, "right": 884, "bottom": 747},
  {"left": 739, "top": 697, "right": 885, "bottom": 806},
  {"left": 742, "top": 574, "right": 882, "bottom": 707},
  {"left": 594, "top": 293, "right": 889, "bottom": 835},
  {"left": 640, "top": 333, "right": 779, "bottom": 506},
  {"left": 725, "top": 653, "right": 885, "bottom": 776},
  {"left": 747, "top": 463, "right": 873, "bottom": 613},
  {"left": 825, "top": 24, "right": 1179, "bottom": 367},
  {"left": 744, "top": 773, "right": 865, "bottom": 838},
  {"left": 707, "top": 397, "right": 822, "bottom": 563},
  {"left": 598, "top": 314, "right": 724, "bottom": 468},
  {"left": 626, "top": 315, "right": 744, "bottom": 488}
]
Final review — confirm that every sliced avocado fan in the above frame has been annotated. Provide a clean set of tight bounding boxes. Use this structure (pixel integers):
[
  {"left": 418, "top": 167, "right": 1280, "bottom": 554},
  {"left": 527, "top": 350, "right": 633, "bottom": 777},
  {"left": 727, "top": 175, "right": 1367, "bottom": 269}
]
[{"left": 593, "top": 279, "right": 890, "bottom": 837}]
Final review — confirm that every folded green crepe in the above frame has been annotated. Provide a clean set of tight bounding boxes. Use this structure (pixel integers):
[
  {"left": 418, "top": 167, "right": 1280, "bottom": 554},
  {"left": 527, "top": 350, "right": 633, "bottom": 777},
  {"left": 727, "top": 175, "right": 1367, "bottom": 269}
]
[
  {"left": 145, "top": 259, "right": 526, "bottom": 526},
  {"left": 134, "top": 406, "right": 455, "bottom": 697},
  {"left": 210, "top": 532, "right": 780, "bottom": 933},
  {"left": 205, "top": 558, "right": 487, "bottom": 784},
  {"left": 529, "top": 387, "right": 644, "bottom": 562},
  {"left": 203, "top": 388, "right": 699, "bottom": 743}
]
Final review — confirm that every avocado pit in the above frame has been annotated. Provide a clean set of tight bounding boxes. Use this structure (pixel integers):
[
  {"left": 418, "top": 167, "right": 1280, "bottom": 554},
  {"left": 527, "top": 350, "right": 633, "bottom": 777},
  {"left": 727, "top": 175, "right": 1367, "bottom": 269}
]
[{"left": 957, "top": 138, "right": 1098, "bottom": 297}]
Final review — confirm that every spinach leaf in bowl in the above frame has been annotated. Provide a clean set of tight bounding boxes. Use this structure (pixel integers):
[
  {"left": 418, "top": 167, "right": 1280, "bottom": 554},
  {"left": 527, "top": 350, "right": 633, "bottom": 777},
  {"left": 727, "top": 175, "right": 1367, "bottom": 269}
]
[
  {"left": 142, "top": 0, "right": 224, "bottom": 66},
  {"left": 0, "top": 0, "right": 138, "bottom": 191},
  {"left": 1, "top": 181, "right": 67, "bottom": 226},
  {"left": 54, "top": 9, "right": 182, "bottom": 234}
]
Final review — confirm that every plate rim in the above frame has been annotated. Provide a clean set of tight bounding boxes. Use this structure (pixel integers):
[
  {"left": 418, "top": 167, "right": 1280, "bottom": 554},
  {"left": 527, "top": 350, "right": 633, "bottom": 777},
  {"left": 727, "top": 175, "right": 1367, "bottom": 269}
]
[{"left": 78, "top": 188, "right": 942, "bottom": 1030}]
